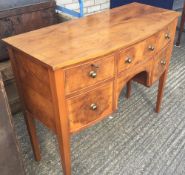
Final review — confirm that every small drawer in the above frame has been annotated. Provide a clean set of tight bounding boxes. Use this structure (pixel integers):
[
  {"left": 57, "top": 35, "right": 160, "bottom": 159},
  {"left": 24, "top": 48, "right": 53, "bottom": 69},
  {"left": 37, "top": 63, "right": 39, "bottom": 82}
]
[
  {"left": 118, "top": 35, "right": 157, "bottom": 73},
  {"left": 65, "top": 55, "right": 114, "bottom": 94},
  {"left": 152, "top": 46, "right": 168, "bottom": 83},
  {"left": 118, "top": 43, "right": 142, "bottom": 73},
  {"left": 67, "top": 82, "right": 113, "bottom": 133},
  {"left": 156, "top": 22, "right": 174, "bottom": 51},
  {"left": 143, "top": 34, "right": 158, "bottom": 58}
]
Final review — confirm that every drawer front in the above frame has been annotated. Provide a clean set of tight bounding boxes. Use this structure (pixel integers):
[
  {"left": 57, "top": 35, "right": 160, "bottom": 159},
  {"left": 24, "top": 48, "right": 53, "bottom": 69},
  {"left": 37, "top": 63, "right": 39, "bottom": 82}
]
[
  {"left": 67, "top": 82, "right": 113, "bottom": 132},
  {"left": 152, "top": 46, "right": 168, "bottom": 83},
  {"left": 143, "top": 34, "right": 158, "bottom": 58},
  {"left": 65, "top": 55, "right": 114, "bottom": 94},
  {"left": 118, "top": 35, "right": 157, "bottom": 73},
  {"left": 156, "top": 22, "right": 174, "bottom": 51}
]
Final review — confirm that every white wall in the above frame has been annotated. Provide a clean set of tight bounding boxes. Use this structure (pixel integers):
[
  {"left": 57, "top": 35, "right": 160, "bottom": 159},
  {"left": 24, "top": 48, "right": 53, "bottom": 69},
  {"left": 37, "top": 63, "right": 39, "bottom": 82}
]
[{"left": 56, "top": 0, "right": 110, "bottom": 16}]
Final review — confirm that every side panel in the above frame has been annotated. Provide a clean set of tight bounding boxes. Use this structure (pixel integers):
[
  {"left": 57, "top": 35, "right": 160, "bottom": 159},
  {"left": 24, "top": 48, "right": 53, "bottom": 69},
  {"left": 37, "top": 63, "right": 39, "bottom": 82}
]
[{"left": 11, "top": 48, "right": 55, "bottom": 132}]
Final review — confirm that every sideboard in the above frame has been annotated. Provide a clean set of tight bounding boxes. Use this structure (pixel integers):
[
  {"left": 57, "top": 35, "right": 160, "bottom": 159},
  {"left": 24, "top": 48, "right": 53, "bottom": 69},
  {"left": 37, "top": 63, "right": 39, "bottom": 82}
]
[{"left": 3, "top": 3, "right": 179, "bottom": 175}]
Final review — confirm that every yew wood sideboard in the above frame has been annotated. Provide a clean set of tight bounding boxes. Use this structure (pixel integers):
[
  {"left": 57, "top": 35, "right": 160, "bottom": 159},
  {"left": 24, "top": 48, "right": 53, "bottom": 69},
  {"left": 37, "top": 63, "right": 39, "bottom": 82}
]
[{"left": 3, "top": 3, "right": 179, "bottom": 175}]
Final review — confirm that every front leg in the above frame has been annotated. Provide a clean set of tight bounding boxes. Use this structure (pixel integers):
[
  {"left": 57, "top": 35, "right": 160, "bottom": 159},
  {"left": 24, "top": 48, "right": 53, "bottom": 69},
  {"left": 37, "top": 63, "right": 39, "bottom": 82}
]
[
  {"left": 155, "top": 70, "right": 168, "bottom": 113},
  {"left": 49, "top": 69, "right": 72, "bottom": 175},
  {"left": 56, "top": 126, "right": 71, "bottom": 175},
  {"left": 24, "top": 111, "right": 41, "bottom": 161}
]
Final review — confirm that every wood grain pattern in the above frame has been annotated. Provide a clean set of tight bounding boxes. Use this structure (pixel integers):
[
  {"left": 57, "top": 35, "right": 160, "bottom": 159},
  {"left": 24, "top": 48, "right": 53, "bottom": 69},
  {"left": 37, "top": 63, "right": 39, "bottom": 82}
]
[
  {"left": 14, "top": 50, "right": 51, "bottom": 99},
  {"left": 5, "top": 3, "right": 179, "bottom": 175},
  {"left": 3, "top": 3, "right": 179, "bottom": 70},
  {"left": 48, "top": 69, "right": 71, "bottom": 175},
  {"left": 156, "top": 21, "right": 175, "bottom": 51},
  {"left": 7, "top": 47, "right": 42, "bottom": 162},
  {"left": 118, "top": 34, "right": 157, "bottom": 73},
  {"left": 24, "top": 111, "right": 41, "bottom": 161},
  {"left": 65, "top": 55, "right": 114, "bottom": 95},
  {"left": 67, "top": 81, "right": 113, "bottom": 133},
  {"left": 155, "top": 18, "right": 178, "bottom": 113},
  {"left": 152, "top": 45, "right": 168, "bottom": 84},
  {"left": 12, "top": 49, "right": 55, "bottom": 131}
]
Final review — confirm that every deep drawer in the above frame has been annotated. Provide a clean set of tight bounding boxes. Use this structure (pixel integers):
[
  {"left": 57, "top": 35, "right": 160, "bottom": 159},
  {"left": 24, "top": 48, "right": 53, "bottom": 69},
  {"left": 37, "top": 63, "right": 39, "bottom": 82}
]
[{"left": 67, "top": 81, "right": 113, "bottom": 133}]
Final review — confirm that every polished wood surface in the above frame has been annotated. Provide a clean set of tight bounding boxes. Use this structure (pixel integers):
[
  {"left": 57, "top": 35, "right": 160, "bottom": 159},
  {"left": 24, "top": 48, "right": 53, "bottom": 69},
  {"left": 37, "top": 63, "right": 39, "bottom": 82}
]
[
  {"left": 65, "top": 55, "right": 114, "bottom": 95},
  {"left": 3, "top": 3, "right": 179, "bottom": 175},
  {"left": 152, "top": 46, "right": 168, "bottom": 83},
  {"left": 48, "top": 69, "right": 71, "bottom": 175},
  {"left": 3, "top": 3, "right": 179, "bottom": 69},
  {"left": 118, "top": 34, "right": 157, "bottom": 73},
  {"left": 67, "top": 81, "right": 113, "bottom": 133},
  {"left": 11, "top": 49, "right": 55, "bottom": 131}
]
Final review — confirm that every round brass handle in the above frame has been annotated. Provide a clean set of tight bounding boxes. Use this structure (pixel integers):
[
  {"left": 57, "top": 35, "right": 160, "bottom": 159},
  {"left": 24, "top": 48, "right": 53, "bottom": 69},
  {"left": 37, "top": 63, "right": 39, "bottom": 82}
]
[
  {"left": 161, "top": 60, "right": 166, "bottom": 66},
  {"left": 165, "top": 33, "right": 170, "bottom": 39},
  {"left": 90, "top": 103, "right": 97, "bottom": 110},
  {"left": 148, "top": 45, "right": 155, "bottom": 51},
  {"left": 125, "top": 57, "right": 132, "bottom": 64},
  {"left": 89, "top": 71, "right": 97, "bottom": 78}
]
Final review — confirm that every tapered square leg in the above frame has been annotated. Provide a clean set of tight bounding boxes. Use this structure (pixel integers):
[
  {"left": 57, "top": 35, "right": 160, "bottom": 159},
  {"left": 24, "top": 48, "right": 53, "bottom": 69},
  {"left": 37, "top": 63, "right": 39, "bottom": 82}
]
[
  {"left": 49, "top": 69, "right": 72, "bottom": 175},
  {"left": 56, "top": 131, "right": 71, "bottom": 175},
  {"left": 156, "top": 71, "right": 168, "bottom": 113},
  {"left": 24, "top": 112, "right": 41, "bottom": 161}
]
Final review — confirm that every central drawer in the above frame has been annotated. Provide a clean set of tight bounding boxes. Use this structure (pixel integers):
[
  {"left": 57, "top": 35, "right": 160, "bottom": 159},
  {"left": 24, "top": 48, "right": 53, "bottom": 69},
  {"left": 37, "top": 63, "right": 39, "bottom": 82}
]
[
  {"left": 65, "top": 55, "right": 114, "bottom": 95},
  {"left": 67, "top": 81, "right": 113, "bottom": 132},
  {"left": 118, "top": 34, "right": 157, "bottom": 73}
]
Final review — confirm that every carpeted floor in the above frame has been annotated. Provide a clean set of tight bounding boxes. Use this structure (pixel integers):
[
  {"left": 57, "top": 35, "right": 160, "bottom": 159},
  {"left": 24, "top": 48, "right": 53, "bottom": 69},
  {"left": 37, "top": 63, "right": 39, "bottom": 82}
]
[{"left": 13, "top": 32, "right": 185, "bottom": 175}]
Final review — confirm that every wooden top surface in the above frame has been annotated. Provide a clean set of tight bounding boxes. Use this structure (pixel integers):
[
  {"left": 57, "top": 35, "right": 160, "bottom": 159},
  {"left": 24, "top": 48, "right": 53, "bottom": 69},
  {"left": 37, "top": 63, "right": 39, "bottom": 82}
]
[{"left": 3, "top": 3, "right": 179, "bottom": 70}]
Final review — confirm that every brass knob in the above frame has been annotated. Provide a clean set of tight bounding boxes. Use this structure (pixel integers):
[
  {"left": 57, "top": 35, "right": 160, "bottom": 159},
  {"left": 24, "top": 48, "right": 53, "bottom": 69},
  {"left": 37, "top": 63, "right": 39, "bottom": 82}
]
[
  {"left": 89, "top": 71, "right": 97, "bottom": 78},
  {"left": 148, "top": 45, "right": 155, "bottom": 51},
  {"left": 161, "top": 60, "right": 166, "bottom": 65},
  {"left": 90, "top": 103, "right": 97, "bottom": 110},
  {"left": 125, "top": 57, "right": 132, "bottom": 64},
  {"left": 165, "top": 33, "right": 170, "bottom": 39}
]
